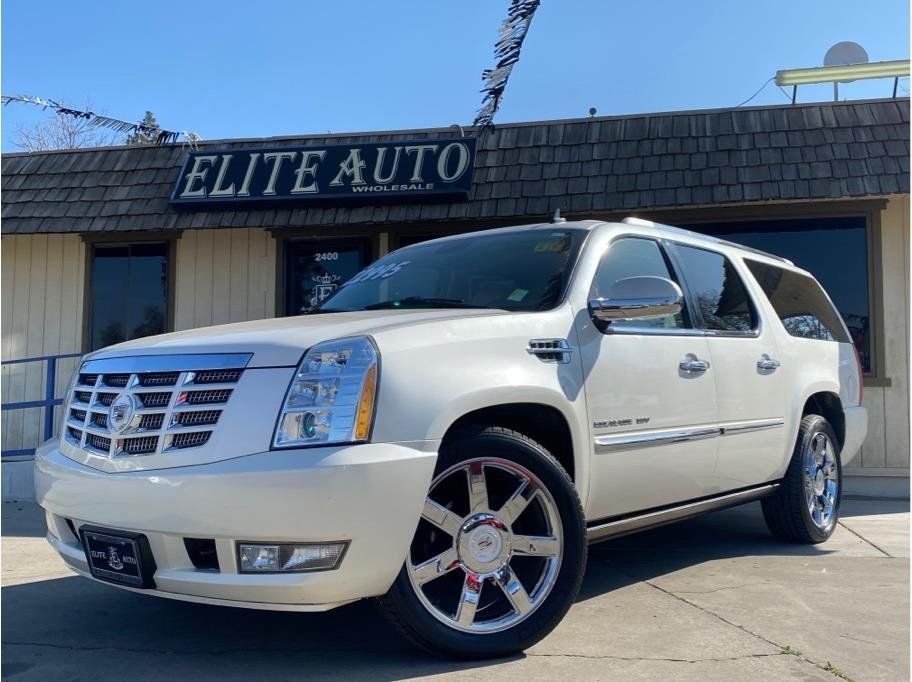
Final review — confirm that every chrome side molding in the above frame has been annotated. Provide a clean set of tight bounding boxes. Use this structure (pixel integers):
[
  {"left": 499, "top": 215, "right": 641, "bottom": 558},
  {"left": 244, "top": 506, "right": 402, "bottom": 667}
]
[
  {"left": 594, "top": 425, "right": 720, "bottom": 453},
  {"left": 586, "top": 483, "right": 780, "bottom": 543},
  {"left": 593, "top": 418, "right": 785, "bottom": 453},
  {"left": 720, "top": 418, "right": 785, "bottom": 435}
]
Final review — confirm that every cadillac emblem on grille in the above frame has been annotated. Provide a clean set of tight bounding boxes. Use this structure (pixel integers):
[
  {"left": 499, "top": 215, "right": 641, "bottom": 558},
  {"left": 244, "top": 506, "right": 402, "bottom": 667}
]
[{"left": 108, "top": 393, "right": 139, "bottom": 434}]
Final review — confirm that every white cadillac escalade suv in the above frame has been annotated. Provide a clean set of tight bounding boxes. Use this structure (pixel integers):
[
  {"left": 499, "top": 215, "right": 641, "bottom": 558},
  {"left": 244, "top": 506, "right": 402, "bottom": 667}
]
[{"left": 36, "top": 217, "right": 867, "bottom": 658}]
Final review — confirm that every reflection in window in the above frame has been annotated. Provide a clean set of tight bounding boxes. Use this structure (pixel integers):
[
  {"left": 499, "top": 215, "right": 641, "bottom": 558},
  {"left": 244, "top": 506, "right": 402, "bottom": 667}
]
[
  {"left": 90, "top": 243, "right": 168, "bottom": 350},
  {"left": 687, "top": 217, "right": 870, "bottom": 370},
  {"left": 673, "top": 245, "right": 757, "bottom": 332},
  {"left": 592, "top": 238, "right": 686, "bottom": 330}
]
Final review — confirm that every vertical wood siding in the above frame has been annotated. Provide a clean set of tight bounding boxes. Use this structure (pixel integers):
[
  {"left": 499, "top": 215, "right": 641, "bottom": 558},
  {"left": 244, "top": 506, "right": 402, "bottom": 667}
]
[
  {"left": 1, "top": 235, "right": 85, "bottom": 454},
  {"left": 173, "top": 228, "right": 276, "bottom": 330},
  {"left": 850, "top": 195, "right": 911, "bottom": 476}
]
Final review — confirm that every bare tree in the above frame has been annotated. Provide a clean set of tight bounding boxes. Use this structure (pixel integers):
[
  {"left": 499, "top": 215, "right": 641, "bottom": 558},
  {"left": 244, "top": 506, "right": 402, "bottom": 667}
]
[{"left": 12, "top": 101, "right": 119, "bottom": 151}]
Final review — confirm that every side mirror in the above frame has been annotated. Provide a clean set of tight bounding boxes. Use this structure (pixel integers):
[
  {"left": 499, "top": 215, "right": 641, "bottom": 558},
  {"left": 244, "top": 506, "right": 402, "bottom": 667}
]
[{"left": 588, "top": 276, "right": 683, "bottom": 323}]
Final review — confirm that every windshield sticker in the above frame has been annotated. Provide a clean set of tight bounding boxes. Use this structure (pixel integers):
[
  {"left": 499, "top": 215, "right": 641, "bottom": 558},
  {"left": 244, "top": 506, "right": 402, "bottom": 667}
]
[
  {"left": 344, "top": 260, "right": 411, "bottom": 286},
  {"left": 507, "top": 288, "right": 529, "bottom": 302},
  {"left": 534, "top": 235, "right": 570, "bottom": 253}
]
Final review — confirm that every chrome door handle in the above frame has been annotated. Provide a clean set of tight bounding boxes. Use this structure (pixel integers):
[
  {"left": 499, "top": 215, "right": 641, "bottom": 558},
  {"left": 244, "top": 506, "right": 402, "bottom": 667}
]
[
  {"left": 679, "top": 358, "right": 710, "bottom": 373},
  {"left": 757, "top": 357, "right": 781, "bottom": 371}
]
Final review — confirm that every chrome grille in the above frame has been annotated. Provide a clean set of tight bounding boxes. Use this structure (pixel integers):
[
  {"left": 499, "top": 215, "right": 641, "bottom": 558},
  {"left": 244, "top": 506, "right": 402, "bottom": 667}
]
[
  {"left": 102, "top": 374, "right": 130, "bottom": 388},
  {"left": 174, "top": 410, "right": 220, "bottom": 427},
  {"left": 139, "top": 372, "right": 180, "bottom": 386},
  {"left": 192, "top": 369, "right": 243, "bottom": 384},
  {"left": 63, "top": 356, "right": 248, "bottom": 458},
  {"left": 139, "top": 392, "right": 171, "bottom": 408},
  {"left": 183, "top": 389, "right": 231, "bottom": 404}
]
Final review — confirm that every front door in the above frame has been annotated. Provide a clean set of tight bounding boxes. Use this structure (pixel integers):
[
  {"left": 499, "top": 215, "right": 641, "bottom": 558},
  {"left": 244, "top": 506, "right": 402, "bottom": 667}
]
[
  {"left": 284, "top": 240, "right": 369, "bottom": 315},
  {"left": 669, "top": 243, "right": 789, "bottom": 490},
  {"left": 579, "top": 237, "right": 719, "bottom": 521}
]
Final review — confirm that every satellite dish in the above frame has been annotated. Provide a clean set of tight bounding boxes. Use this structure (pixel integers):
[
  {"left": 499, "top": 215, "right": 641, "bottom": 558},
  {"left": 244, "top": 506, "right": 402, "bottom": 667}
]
[{"left": 824, "top": 42, "right": 869, "bottom": 82}]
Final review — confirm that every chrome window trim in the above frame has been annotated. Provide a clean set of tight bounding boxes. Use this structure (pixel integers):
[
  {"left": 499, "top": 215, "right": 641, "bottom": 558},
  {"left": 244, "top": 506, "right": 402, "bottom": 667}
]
[
  {"left": 603, "top": 327, "right": 709, "bottom": 337},
  {"left": 81, "top": 353, "right": 253, "bottom": 375}
]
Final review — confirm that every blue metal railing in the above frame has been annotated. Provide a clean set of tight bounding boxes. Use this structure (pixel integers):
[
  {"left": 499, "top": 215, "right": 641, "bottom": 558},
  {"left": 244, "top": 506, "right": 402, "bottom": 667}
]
[{"left": 1, "top": 352, "right": 82, "bottom": 459}]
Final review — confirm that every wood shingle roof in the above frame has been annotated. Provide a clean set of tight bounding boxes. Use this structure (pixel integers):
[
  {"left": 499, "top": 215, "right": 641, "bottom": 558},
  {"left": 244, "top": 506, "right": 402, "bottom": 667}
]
[{"left": 2, "top": 98, "right": 908, "bottom": 234}]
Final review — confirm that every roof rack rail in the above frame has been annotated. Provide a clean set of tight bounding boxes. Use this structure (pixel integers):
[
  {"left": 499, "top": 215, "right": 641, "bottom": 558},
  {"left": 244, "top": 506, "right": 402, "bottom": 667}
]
[{"left": 621, "top": 217, "right": 794, "bottom": 266}]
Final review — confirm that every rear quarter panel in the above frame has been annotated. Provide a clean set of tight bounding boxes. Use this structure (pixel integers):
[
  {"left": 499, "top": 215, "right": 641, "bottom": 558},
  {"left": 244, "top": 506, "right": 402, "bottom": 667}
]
[{"left": 736, "top": 252, "right": 861, "bottom": 477}]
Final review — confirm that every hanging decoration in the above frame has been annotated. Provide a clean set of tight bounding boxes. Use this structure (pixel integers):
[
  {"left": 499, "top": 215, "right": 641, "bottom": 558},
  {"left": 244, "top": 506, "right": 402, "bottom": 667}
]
[
  {"left": 1, "top": 94, "right": 200, "bottom": 146},
  {"left": 473, "top": 0, "right": 541, "bottom": 128}
]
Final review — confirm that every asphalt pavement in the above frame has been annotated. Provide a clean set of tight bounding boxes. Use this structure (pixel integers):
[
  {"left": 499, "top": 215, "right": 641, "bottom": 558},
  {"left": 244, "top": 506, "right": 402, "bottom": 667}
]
[{"left": 2, "top": 498, "right": 908, "bottom": 681}]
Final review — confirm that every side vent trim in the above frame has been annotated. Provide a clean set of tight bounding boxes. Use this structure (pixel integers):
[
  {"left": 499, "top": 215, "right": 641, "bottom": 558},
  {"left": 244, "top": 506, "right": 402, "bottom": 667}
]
[{"left": 527, "top": 339, "right": 573, "bottom": 364}]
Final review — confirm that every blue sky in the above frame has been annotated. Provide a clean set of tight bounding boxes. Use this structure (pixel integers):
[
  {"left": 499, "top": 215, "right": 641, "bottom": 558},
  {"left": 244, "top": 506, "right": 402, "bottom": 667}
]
[{"left": 1, "top": 0, "right": 908, "bottom": 151}]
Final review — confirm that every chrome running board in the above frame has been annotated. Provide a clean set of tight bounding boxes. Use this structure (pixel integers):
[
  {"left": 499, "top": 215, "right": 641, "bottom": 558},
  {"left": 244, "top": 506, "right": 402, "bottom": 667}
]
[{"left": 586, "top": 483, "right": 780, "bottom": 544}]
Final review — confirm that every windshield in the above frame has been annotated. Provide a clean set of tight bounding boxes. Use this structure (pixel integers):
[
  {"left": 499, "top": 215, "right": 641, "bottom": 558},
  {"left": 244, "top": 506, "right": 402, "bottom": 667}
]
[{"left": 317, "top": 228, "right": 586, "bottom": 313}]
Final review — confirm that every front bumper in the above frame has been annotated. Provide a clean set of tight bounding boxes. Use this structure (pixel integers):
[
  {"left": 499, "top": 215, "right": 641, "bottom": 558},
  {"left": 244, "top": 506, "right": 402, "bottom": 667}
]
[{"left": 35, "top": 440, "right": 437, "bottom": 610}]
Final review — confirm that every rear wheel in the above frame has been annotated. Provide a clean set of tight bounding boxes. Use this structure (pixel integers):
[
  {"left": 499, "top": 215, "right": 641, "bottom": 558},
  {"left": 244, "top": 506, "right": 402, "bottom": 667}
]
[
  {"left": 380, "top": 426, "right": 586, "bottom": 659},
  {"left": 762, "top": 414, "right": 842, "bottom": 543}
]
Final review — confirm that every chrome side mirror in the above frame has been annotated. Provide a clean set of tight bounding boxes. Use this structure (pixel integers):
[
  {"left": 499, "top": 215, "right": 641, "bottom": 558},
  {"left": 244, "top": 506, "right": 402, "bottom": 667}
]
[{"left": 588, "top": 276, "right": 684, "bottom": 322}]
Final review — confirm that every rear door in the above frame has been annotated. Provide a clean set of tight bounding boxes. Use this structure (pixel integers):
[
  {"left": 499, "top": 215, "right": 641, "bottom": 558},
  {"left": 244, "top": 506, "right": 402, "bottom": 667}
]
[
  {"left": 669, "top": 243, "right": 788, "bottom": 490},
  {"left": 578, "top": 237, "right": 719, "bottom": 520}
]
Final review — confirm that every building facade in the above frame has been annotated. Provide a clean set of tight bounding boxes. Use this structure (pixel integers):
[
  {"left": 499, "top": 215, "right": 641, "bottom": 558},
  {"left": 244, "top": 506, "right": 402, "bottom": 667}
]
[{"left": 2, "top": 97, "right": 909, "bottom": 499}]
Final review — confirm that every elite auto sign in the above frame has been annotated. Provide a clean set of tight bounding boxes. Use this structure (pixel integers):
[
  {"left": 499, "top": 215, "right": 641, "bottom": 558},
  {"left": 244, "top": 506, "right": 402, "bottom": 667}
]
[{"left": 170, "top": 138, "right": 476, "bottom": 206}]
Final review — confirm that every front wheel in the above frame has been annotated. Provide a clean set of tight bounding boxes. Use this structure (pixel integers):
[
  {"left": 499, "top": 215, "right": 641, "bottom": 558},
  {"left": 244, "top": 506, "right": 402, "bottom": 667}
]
[{"left": 380, "top": 426, "right": 586, "bottom": 659}]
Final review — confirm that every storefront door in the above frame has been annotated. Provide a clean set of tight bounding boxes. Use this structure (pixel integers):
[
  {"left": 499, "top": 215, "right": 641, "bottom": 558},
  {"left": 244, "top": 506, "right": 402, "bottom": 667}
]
[{"left": 284, "top": 239, "right": 369, "bottom": 315}]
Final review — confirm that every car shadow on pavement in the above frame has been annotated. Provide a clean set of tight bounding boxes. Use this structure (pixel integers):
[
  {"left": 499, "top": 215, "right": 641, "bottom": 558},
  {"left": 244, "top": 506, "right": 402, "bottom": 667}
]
[
  {"left": 1, "top": 500, "right": 895, "bottom": 680},
  {"left": 579, "top": 501, "right": 843, "bottom": 600}
]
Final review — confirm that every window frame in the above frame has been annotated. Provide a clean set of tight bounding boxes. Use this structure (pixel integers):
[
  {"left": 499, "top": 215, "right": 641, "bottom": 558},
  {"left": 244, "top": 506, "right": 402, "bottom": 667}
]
[
  {"left": 634, "top": 200, "right": 886, "bottom": 384},
  {"left": 589, "top": 234, "right": 704, "bottom": 337},
  {"left": 742, "top": 258, "right": 852, "bottom": 345},
  {"left": 81, "top": 233, "right": 178, "bottom": 353},
  {"left": 663, "top": 240, "right": 762, "bottom": 339}
]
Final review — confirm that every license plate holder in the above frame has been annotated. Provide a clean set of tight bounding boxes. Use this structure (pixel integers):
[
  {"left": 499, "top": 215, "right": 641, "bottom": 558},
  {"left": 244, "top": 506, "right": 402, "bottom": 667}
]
[{"left": 80, "top": 525, "right": 157, "bottom": 589}]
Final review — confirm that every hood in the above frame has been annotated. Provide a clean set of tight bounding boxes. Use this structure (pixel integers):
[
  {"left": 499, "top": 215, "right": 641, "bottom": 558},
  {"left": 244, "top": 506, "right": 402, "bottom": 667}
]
[{"left": 86, "top": 309, "right": 506, "bottom": 367}]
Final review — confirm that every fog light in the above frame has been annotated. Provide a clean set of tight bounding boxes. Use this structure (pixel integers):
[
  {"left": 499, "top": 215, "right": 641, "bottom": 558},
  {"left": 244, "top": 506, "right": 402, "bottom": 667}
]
[{"left": 237, "top": 542, "right": 349, "bottom": 573}]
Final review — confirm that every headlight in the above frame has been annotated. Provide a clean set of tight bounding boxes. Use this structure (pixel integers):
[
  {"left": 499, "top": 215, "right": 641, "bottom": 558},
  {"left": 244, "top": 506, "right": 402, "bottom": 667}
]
[{"left": 272, "top": 336, "right": 379, "bottom": 448}]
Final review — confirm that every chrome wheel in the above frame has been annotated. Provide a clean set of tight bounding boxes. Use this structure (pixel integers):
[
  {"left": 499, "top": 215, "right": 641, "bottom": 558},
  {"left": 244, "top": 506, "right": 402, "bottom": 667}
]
[
  {"left": 803, "top": 432, "right": 839, "bottom": 529},
  {"left": 406, "top": 457, "right": 563, "bottom": 634}
]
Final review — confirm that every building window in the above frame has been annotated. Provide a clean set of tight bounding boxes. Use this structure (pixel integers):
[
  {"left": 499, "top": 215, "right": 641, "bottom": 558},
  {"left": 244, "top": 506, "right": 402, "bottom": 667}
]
[
  {"left": 283, "top": 239, "right": 369, "bottom": 315},
  {"left": 688, "top": 217, "right": 871, "bottom": 371},
  {"left": 89, "top": 242, "right": 169, "bottom": 351}
]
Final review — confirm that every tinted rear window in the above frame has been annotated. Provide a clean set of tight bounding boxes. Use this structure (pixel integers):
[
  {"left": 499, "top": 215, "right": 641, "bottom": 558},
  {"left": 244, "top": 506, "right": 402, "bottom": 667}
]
[{"left": 746, "top": 260, "right": 850, "bottom": 343}]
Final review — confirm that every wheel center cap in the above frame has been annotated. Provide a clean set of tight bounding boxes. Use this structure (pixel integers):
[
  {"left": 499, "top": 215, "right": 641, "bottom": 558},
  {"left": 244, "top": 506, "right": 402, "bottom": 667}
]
[
  {"left": 468, "top": 526, "right": 503, "bottom": 564},
  {"left": 813, "top": 469, "right": 826, "bottom": 496}
]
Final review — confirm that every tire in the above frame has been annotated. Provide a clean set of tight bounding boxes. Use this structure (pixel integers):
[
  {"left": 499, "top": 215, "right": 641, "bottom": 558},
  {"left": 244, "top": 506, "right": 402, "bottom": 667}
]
[
  {"left": 762, "top": 414, "right": 842, "bottom": 543},
  {"left": 380, "top": 425, "right": 587, "bottom": 659}
]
